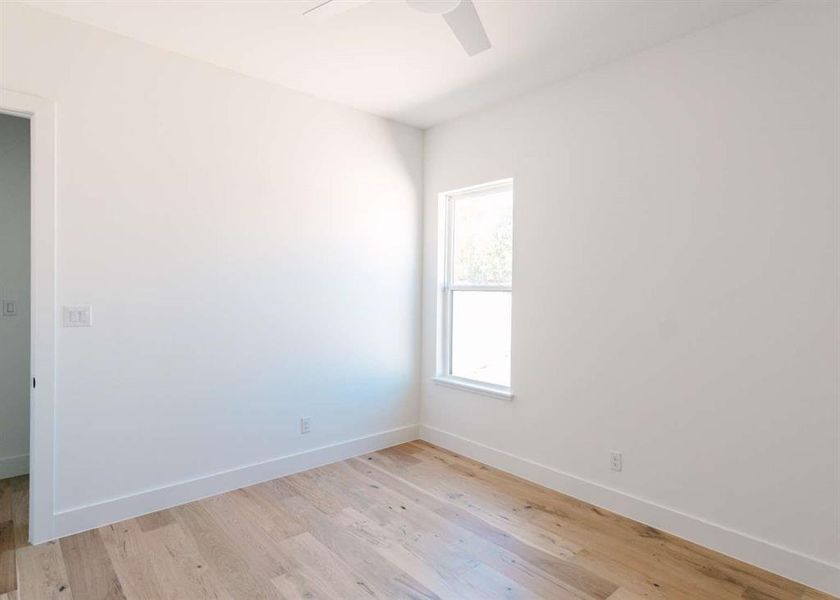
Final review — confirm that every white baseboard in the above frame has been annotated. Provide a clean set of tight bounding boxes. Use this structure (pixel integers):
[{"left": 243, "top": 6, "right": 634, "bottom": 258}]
[
  {"left": 53, "top": 424, "right": 419, "bottom": 540},
  {"left": 419, "top": 425, "right": 840, "bottom": 597},
  {"left": 0, "top": 454, "right": 29, "bottom": 479}
]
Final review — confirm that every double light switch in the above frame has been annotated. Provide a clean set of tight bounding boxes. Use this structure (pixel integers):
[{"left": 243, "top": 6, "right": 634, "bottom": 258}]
[{"left": 63, "top": 305, "right": 92, "bottom": 327}]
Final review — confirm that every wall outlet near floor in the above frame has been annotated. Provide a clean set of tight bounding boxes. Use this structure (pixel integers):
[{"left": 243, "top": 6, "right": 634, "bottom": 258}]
[
  {"left": 300, "top": 417, "right": 312, "bottom": 434},
  {"left": 610, "top": 451, "right": 623, "bottom": 472}
]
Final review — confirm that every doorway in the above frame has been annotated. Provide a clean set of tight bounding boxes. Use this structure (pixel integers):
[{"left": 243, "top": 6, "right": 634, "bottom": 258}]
[
  {"left": 0, "top": 111, "right": 30, "bottom": 595},
  {"left": 0, "top": 87, "right": 57, "bottom": 548},
  {"left": 0, "top": 113, "right": 30, "bottom": 481}
]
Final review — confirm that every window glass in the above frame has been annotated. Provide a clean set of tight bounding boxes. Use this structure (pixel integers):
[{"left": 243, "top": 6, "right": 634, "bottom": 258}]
[
  {"left": 450, "top": 290, "right": 512, "bottom": 387},
  {"left": 453, "top": 189, "right": 512, "bottom": 286}
]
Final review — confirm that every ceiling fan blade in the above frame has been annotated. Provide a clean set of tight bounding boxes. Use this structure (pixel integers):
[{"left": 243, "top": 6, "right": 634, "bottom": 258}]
[
  {"left": 442, "top": 0, "right": 491, "bottom": 57},
  {"left": 303, "top": 0, "right": 371, "bottom": 20}
]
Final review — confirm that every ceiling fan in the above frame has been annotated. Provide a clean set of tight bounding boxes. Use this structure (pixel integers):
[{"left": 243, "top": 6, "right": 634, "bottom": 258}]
[{"left": 303, "top": 0, "right": 492, "bottom": 57}]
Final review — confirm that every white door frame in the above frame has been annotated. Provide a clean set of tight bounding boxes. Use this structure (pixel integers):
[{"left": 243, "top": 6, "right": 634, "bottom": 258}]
[{"left": 0, "top": 87, "right": 57, "bottom": 544}]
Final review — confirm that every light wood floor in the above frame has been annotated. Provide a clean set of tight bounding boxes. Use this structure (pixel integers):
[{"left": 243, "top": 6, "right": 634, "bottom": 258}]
[{"left": 0, "top": 442, "right": 835, "bottom": 600}]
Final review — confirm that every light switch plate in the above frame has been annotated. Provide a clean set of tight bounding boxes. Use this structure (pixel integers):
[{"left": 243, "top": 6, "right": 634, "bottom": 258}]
[
  {"left": 63, "top": 305, "right": 92, "bottom": 327},
  {"left": 2, "top": 300, "right": 16, "bottom": 316}
]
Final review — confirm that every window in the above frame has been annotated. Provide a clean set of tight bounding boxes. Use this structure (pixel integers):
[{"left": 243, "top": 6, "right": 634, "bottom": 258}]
[{"left": 436, "top": 180, "right": 512, "bottom": 398}]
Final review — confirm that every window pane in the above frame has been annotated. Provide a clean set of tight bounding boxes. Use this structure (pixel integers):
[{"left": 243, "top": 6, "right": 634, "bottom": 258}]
[
  {"left": 453, "top": 187, "right": 512, "bottom": 286},
  {"left": 451, "top": 291, "right": 511, "bottom": 387}
]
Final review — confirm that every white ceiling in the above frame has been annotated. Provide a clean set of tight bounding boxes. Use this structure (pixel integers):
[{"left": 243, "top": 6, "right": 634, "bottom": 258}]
[{"left": 22, "top": 0, "right": 770, "bottom": 128}]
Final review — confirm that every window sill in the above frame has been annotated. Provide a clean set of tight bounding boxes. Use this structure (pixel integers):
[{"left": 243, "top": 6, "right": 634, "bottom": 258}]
[{"left": 433, "top": 376, "right": 513, "bottom": 401}]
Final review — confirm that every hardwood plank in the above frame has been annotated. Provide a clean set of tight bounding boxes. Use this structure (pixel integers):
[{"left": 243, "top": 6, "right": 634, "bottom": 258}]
[
  {"left": 100, "top": 520, "right": 165, "bottom": 600},
  {"left": 99, "top": 520, "right": 146, "bottom": 563},
  {"left": 197, "top": 489, "right": 293, "bottom": 581},
  {"left": 378, "top": 445, "right": 422, "bottom": 467},
  {"left": 338, "top": 460, "right": 595, "bottom": 598},
  {"left": 458, "top": 563, "right": 544, "bottom": 600},
  {"left": 0, "top": 522, "right": 15, "bottom": 595},
  {"left": 141, "top": 519, "right": 232, "bottom": 600},
  {"left": 347, "top": 458, "right": 606, "bottom": 599},
  {"left": 278, "top": 493, "right": 439, "bottom": 599},
  {"left": 282, "top": 469, "right": 348, "bottom": 515},
  {"left": 172, "top": 501, "right": 282, "bottom": 599},
  {"left": 276, "top": 531, "right": 375, "bottom": 599},
  {"left": 136, "top": 511, "right": 175, "bottom": 534},
  {"left": 10, "top": 477, "right": 28, "bottom": 551},
  {"left": 570, "top": 547, "right": 670, "bottom": 599},
  {"left": 60, "top": 529, "right": 126, "bottom": 600},
  {"left": 333, "top": 507, "right": 467, "bottom": 599},
  {"left": 0, "top": 481, "right": 11, "bottom": 524},
  {"left": 16, "top": 539, "right": 73, "bottom": 600},
  {"left": 335, "top": 463, "right": 591, "bottom": 599},
  {"left": 395, "top": 442, "right": 425, "bottom": 456},
  {"left": 435, "top": 503, "right": 618, "bottom": 599},
  {"left": 607, "top": 589, "right": 646, "bottom": 600},
  {"left": 347, "top": 457, "right": 582, "bottom": 559},
  {"left": 271, "top": 569, "right": 341, "bottom": 600},
  {"left": 239, "top": 485, "right": 307, "bottom": 540}
]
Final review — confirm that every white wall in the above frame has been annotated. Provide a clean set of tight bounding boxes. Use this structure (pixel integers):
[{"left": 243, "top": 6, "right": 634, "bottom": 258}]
[
  {"left": 0, "top": 112, "right": 31, "bottom": 478},
  {"left": 0, "top": 4, "right": 422, "bottom": 517},
  {"left": 421, "top": 0, "right": 838, "bottom": 592}
]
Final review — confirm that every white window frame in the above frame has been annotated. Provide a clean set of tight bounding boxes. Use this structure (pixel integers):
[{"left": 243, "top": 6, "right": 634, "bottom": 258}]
[{"left": 434, "top": 179, "right": 513, "bottom": 400}]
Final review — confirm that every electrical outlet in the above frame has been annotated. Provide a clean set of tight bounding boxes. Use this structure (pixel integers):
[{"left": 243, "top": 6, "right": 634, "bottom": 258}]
[
  {"left": 610, "top": 451, "right": 622, "bottom": 472},
  {"left": 2, "top": 300, "right": 17, "bottom": 316},
  {"left": 300, "top": 417, "right": 312, "bottom": 434}
]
